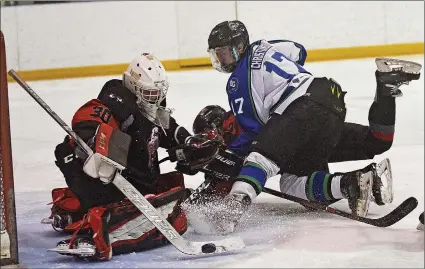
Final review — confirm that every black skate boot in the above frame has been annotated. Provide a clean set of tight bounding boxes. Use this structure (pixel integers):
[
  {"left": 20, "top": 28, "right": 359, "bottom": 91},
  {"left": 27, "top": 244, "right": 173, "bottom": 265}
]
[
  {"left": 375, "top": 58, "right": 422, "bottom": 97},
  {"left": 340, "top": 166, "right": 374, "bottom": 217}
]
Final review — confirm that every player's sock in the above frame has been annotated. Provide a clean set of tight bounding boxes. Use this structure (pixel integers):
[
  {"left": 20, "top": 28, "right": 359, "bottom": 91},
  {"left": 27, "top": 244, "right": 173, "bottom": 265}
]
[
  {"left": 235, "top": 152, "right": 280, "bottom": 195},
  {"left": 368, "top": 88, "right": 395, "bottom": 145},
  {"left": 305, "top": 171, "right": 342, "bottom": 201},
  {"left": 236, "top": 161, "right": 267, "bottom": 195}
]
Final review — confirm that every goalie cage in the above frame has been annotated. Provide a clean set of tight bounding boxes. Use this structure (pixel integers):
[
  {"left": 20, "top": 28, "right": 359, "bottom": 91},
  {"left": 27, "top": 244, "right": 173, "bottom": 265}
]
[{"left": 0, "top": 30, "right": 19, "bottom": 266}]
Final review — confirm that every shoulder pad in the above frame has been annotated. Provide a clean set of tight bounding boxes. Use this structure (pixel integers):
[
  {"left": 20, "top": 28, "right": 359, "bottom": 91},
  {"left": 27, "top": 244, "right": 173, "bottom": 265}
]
[{"left": 97, "top": 79, "right": 139, "bottom": 123}]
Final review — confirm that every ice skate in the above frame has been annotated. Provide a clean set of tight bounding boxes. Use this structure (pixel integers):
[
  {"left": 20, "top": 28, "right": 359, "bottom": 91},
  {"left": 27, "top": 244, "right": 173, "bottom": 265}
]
[
  {"left": 340, "top": 166, "right": 374, "bottom": 217},
  {"left": 375, "top": 58, "right": 422, "bottom": 97},
  {"left": 49, "top": 210, "right": 113, "bottom": 261},
  {"left": 49, "top": 236, "right": 111, "bottom": 261},
  {"left": 41, "top": 213, "right": 74, "bottom": 232},
  {"left": 188, "top": 191, "right": 251, "bottom": 235},
  {"left": 213, "top": 193, "right": 251, "bottom": 235},
  {"left": 41, "top": 187, "right": 84, "bottom": 232}
]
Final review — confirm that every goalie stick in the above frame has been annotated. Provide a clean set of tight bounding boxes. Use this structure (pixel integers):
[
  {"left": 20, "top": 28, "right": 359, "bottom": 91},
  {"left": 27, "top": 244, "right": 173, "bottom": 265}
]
[{"left": 8, "top": 70, "right": 245, "bottom": 256}]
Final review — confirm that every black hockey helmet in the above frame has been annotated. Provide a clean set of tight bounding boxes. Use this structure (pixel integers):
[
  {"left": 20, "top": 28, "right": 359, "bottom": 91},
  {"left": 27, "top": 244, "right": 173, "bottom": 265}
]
[
  {"left": 207, "top": 20, "right": 249, "bottom": 73},
  {"left": 193, "top": 105, "right": 226, "bottom": 135}
]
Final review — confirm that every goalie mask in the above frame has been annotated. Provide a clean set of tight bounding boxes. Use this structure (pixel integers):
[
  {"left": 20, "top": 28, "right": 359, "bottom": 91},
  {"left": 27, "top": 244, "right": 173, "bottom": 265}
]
[{"left": 123, "top": 53, "right": 172, "bottom": 128}]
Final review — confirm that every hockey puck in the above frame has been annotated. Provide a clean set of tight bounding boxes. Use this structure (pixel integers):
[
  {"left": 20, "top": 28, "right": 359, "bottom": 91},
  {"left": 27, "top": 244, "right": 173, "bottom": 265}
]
[{"left": 201, "top": 243, "right": 216, "bottom": 253}]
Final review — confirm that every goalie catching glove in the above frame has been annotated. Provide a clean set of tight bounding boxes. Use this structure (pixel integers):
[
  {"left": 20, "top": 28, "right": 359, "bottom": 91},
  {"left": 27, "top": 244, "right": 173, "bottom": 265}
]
[{"left": 83, "top": 123, "right": 131, "bottom": 183}]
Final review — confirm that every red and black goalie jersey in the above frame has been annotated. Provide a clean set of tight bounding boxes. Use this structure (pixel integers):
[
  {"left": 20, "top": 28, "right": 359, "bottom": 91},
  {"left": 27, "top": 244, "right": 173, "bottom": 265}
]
[{"left": 70, "top": 79, "right": 191, "bottom": 184}]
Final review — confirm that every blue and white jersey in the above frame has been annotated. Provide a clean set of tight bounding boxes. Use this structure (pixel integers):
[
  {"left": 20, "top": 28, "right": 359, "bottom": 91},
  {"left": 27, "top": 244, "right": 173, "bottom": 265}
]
[{"left": 226, "top": 39, "right": 314, "bottom": 155}]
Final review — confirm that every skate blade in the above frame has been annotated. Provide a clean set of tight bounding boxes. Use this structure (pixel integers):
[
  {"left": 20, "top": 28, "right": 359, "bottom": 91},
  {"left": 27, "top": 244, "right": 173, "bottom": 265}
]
[
  {"left": 417, "top": 223, "right": 424, "bottom": 231},
  {"left": 376, "top": 58, "right": 422, "bottom": 74},
  {"left": 356, "top": 172, "right": 373, "bottom": 217},
  {"left": 48, "top": 246, "right": 96, "bottom": 257},
  {"left": 41, "top": 217, "right": 54, "bottom": 224},
  {"left": 376, "top": 158, "right": 394, "bottom": 204}
]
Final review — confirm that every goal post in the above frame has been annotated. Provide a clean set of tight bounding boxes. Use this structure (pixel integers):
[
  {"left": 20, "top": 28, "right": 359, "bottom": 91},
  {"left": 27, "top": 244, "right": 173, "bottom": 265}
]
[{"left": 0, "top": 30, "right": 19, "bottom": 266}]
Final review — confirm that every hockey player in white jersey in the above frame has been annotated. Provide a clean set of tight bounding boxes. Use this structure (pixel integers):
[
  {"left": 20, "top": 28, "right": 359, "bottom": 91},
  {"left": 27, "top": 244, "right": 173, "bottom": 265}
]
[{"left": 191, "top": 20, "right": 422, "bottom": 234}]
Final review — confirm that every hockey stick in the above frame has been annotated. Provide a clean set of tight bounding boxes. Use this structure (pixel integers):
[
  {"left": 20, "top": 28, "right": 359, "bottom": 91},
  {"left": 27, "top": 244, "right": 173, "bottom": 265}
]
[
  {"left": 262, "top": 187, "right": 418, "bottom": 228},
  {"left": 8, "top": 70, "right": 245, "bottom": 255},
  {"left": 158, "top": 156, "right": 170, "bottom": 164},
  {"left": 158, "top": 155, "right": 214, "bottom": 206},
  {"left": 157, "top": 156, "right": 218, "bottom": 206},
  {"left": 198, "top": 166, "right": 417, "bottom": 228},
  {"left": 182, "top": 177, "right": 213, "bottom": 206}
]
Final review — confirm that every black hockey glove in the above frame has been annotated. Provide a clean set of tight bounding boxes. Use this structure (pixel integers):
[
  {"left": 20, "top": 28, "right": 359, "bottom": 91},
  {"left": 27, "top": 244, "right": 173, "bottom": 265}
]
[
  {"left": 203, "top": 148, "right": 244, "bottom": 181},
  {"left": 167, "top": 134, "right": 221, "bottom": 174},
  {"left": 175, "top": 161, "right": 200, "bottom": 176},
  {"left": 54, "top": 136, "right": 81, "bottom": 179}
]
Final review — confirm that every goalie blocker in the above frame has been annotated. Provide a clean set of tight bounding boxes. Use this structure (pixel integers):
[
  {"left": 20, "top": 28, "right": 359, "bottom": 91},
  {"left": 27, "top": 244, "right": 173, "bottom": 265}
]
[{"left": 83, "top": 123, "right": 131, "bottom": 184}]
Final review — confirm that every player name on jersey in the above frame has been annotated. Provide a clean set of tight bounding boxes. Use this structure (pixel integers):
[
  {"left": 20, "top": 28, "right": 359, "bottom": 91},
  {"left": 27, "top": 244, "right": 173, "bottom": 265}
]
[{"left": 251, "top": 45, "right": 270, "bottom": 70}]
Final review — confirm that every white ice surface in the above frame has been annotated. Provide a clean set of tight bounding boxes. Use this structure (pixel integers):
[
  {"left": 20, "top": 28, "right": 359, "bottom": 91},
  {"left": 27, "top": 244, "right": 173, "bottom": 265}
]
[{"left": 7, "top": 55, "right": 424, "bottom": 268}]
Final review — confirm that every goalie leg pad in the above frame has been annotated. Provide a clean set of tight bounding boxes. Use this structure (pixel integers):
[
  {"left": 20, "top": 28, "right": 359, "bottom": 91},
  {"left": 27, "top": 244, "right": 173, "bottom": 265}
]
[
  {"left": 54, "top": 187, "right": 188, "bottom": 260},
  {"left": 41, "top": 187, "right": 85, "bottom": 232},
  {"left": 50, "top": 187, "right": 81, "bottom": 212}
]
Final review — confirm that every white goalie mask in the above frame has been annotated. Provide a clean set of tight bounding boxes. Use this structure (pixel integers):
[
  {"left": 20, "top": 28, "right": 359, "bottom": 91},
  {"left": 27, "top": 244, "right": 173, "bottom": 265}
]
[{"left": 123, "top": 53, "right": 172, "bottom": 128}]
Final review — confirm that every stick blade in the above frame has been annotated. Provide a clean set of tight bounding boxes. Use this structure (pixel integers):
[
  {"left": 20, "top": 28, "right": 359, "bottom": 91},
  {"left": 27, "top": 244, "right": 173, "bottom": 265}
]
[{"left": 369, "top": 197, "right": 418, "bottom": 227}]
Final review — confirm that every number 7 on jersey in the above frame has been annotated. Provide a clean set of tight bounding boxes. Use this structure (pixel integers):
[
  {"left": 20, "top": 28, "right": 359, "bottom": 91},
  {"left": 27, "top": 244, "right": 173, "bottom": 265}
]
[{"left": 231, "top": 97, "right": 244, "bottom": 115}]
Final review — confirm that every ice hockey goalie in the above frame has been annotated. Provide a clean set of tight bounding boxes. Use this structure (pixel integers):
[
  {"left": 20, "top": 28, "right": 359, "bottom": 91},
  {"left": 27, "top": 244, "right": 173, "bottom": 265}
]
[{"left": 42, "top": 53, "right": 199, "bottom": 261}]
